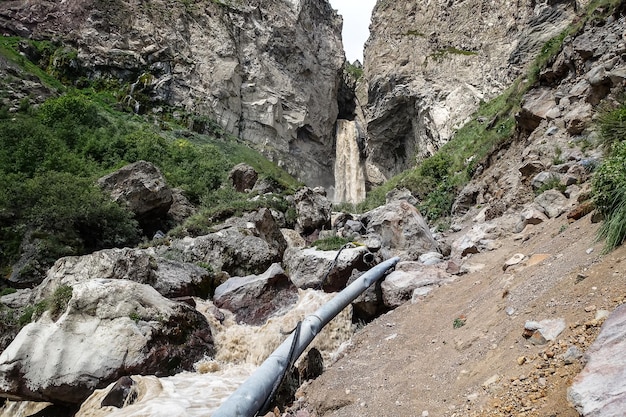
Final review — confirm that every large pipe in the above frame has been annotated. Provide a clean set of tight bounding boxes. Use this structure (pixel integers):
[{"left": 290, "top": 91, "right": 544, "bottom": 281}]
[{"left": 212, "top": 256, "right": 400, "bottom": 417}]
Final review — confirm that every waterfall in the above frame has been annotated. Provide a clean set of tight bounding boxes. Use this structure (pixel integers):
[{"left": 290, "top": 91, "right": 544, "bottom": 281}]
[{"left": 334, "top": 120, "right": 366, "bottom": 204}]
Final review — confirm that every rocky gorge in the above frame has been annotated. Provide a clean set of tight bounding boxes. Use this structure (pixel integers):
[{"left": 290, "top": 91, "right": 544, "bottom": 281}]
[{"left": 1, "top": 0, "right": 626, "bottom": 416}]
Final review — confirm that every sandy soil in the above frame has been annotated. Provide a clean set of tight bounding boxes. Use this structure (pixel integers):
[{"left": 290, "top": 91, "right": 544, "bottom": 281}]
[{"left": 299, "top": 211, "right": 626, "bottom": 416}]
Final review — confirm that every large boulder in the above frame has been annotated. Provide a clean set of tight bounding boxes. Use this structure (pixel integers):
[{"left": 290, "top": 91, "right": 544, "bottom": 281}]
[
  {"left": 213, "top": 263, "right": 298, "bottom": 325},
  {"left": 283, "top": 246, "right": 373, "bottom": 292},
  {"left": 98, "top": 161, "right": 173, "bottom": 234},
  {"left": 36, "top": 248, "right": 214, "bottom": 301},
  {"left": 362, "top": 200, "right": 439, "bottom": 260},
  {"left": 381, "top": 262, "right": 456, "bottom": 308},
  {"left": 228, "top": 163, "right": 259, "bottom": 193},
  {"left": 293, "top": 187, "right": 332, "bottom": 235},
  {"left": 0, "top": 279, "right": 214, "bottom": 405},
  {"left": 155, "top": 208, "right": 287, "bottom": 276},
  {"left": 568, "top": 304, "right": 626, "bottom": 417}
]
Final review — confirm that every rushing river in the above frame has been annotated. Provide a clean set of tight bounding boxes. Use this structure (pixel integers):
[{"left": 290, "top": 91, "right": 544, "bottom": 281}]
[{"left": 1, "top": 289, "right": 354, "bottom": 417}]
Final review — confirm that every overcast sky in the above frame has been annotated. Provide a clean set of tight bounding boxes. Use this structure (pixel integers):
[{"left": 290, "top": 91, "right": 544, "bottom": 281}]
[{"left": 329, "top": 0, "right": 377, "bottom": 63}]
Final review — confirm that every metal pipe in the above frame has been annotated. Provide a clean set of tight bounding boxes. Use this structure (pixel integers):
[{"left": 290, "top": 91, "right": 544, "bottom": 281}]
[{"left": 212, "top": 256, "right": 400, "bottom": 417}]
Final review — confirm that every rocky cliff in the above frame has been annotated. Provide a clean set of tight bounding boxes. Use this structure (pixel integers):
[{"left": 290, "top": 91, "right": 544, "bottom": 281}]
[
  {"left": 361, "top": 0, "right": 581, "bottom": 180},
  {"left": 0, "top": 0, "right": 344, "bottom": 188}
]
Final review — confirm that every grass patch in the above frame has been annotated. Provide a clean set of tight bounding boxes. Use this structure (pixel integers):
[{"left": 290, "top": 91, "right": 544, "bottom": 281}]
[{"left": 312, "top": 236, "right": 352, "bottom": 251}]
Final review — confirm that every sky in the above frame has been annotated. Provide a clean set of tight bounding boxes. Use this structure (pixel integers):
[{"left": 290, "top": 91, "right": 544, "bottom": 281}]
[{"left": 328, "top": 0, "right": 377, "bottom": 63}]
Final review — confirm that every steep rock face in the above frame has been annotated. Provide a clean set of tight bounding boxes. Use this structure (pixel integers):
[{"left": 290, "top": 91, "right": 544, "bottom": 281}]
[
  {"left": 0, "top": 0, "right": 344, "bottom": 188},
  {"left": 362, "top": 0, "right": 579, "bottom": 178}
]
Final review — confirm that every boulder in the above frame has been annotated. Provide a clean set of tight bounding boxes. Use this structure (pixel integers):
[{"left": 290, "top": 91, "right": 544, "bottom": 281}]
[
  {"left": 293, "top": 187, "right": 332, "bottom": 235},
  {"left": 36, "top": 248, "right": 214, "bottom": 300},
  {"left": 362, "top": 200, "right": 439, "bottom": 260},
  {"left": 451, "top": 222, "right": 503, "bottom": 258},
  {"left": 228, "top": 163, "right": 258, "bottom": 193},
  {"left": 381, "top": 262, "right": 455, "bottom": 308},
  {"left": 516, "top": 88, "right": 556, "bottom": 132},
  {"left": 568, "top": 304, "right": 626, "bottom": 416},
  {"left": 167, "top": 188, "right": 196, "bottom": 225},
  {"left": 534, "top": 189, "right": 569, "bottom": 218},
  {"left": 155, "top": 208, "right": 287, "bottom": 277},
  {"left": 213, "top": 264, "right": 298, "bottom": 325},
  {"left": 283, "top": 246, "right": 372, "bottom": 292},
  {"left": 98, "top": 161, "right": 173, "bottom": 234},
  {"left": 516, "top": 204, "right": 550, "bottom": 232},
  {"left": 0, "top": 279, "right": 214, "bottom": 404}
]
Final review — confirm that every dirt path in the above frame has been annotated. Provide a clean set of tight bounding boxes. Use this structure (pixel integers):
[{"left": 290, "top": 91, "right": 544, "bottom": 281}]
[{"left": 300, "top": 212, "right": 626, "bottom": 416}]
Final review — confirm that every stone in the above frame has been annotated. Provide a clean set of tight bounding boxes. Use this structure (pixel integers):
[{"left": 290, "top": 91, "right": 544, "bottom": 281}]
[
  {"left": 503, "top": 253, "right": 525, "bottom": 271},
  {"left": 362, "top": 200, "right": 439, "bottom": 260},
  {"left": 213, "top": 264, "right": 298, "bottom": 325},
  {"left": 519, "top": 161, "right": 546, "bottom": 178},
  {"left": 293, "top": 187, "right": 332, "bottom": 235},
  {"left": 419, "top": 252, "right": 444, "bottom": 266},
  {"left": 228, "top": 163, "right": 258, "bottom": 193},
  {"left": 517, "top": 88, "right": 556, "bottom": 132},
  {"left": 167, "top": 188, "right": 196, "bottom": 225},
  {"left": 534, "top": 189, "right": 569, "bottom": 218},
  {"left": 381, "top": 262, "right": 455, "bottom": 308},
  {"left": 98, "top": 161, "right": 172, "bottom": 233},
  {"left": 155, "top": 208, "right": 287, "bottom": 277},
  {"left": 283, "top": 246, "right": 372, "bottom": 292},
  {"left": 36, "top": 247, "right": 215, "bottom": 301},
  {"left": 451, "top": 222, "right": 503, "bottom": 258},
  {"left": 568, "top": 304, "right": 626, "bottom": 416},
  {"left": 531, "top": 171, "right": 561, "bottom": 191},
  {"left": 524, "top": 318, "right": 566, "bottom": 341},
  {"left": 0, "top": 280, "right": 214, "bottom": 404}
]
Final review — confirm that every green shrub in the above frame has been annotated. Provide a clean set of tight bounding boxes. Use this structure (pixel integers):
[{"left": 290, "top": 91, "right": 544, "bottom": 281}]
[
  {"left": 312, "top": 236, "right": 351, "bottom": 251},
  {"left": 50, "top": 285, "right": 73, "bottom": 319}
]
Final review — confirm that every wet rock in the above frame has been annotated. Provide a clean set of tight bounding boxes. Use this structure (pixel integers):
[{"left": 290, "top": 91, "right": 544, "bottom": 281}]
[
  {"left": 228, "top": 163, "right": 258, "bottom": 193},
  {"left": 213, "top": 264, "right": 298, "bottom": 326},
  {"left": 568, "top": 304, "right": 626, "bottom": 416},
  {"left": 100, "top": 376, "right": 137, "bottom": 408},
  {"left": 0, "top": 280, "right": 214, "bottom": 404}
]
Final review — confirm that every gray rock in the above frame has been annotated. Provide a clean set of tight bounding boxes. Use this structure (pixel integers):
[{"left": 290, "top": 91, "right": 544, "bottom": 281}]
[
  {"left": 294, "top": 187, "right": 332, "bottom": 235},
  {"left": 451, "top": 222, "right": 503, "bottom": 258},
  {"left": 213, "top": 264, "right": 298, "bottom": 326},
  {"left": 0, "top": 279, "right": 214, "bottom": 404},
  {"left": 419, "top": 252, "right": 444, "bottom": 266},
  {"left": 531, "top": 171, "right": 561, "bottom": 191},
  {"left": 381, "top": 262, "right": 455, "bottom": 308},
  {"left": 362, "top": 200, "right": 438, "bottom": 261},
  {"left": 534, "top": 189, "right": 569, "bottom": 219},
  {"left": 228, "top": 163, "right": 258, "bottom": 193},
  {"left": 283, "top": 246, "right": 372, "bottom": 292},
  {"left": 568, "top": 304, "right": 626, "bottom": 417},
  {"left": 167, "top": 188, "right": 196, "bottom": 225},
  {"left": 98, "top": 161, "right": 172, "bottom": 234},
  {"left": 156, "top": 208, "right": 287, "bottom": 277}
]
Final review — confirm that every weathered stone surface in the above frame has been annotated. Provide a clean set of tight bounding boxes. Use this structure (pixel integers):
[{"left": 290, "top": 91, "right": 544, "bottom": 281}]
[
  {"left": 363, "top": 0, "right": 576, "bottom": 178},
  {"left": 228, "top": 163, "right": 258, "bottom": 193},
  {"left": 0, "top": 280, "right": 214, "bottom": 404},
  {"left": 36, "top": 248, "right": 214, "bottom": 300},
  {"left": 98, "top": 161, "right": 172, "bottom": 234},
  {"left": 568, "top": 304, "right": 626, "bottom": 417},
  {"left": 381, "top": 262, "right": 455, "bottom": 308},
  {"left": 293, "top": 187, "right": 332, "bottom": 235},
  {"left": 167, "top": 188, "right": 196, "bottom": 225},
  {"left": 0, "top": 1, "right": 344, "bottom": 189},
  {"left": 362, "top": 200, "right": 438, "bottom": 260},
  {"left": 517, "top": 88, "right": 556, "bottom": 132},
  {"left": 451, "top": 222, "right": 503, "bottom": 258},
  {"left": 534, "top": 189, "right": 569, "bottom": 218},
  {"left": 213, "top": 263, "right": 298, "bottom": 325},
  {"left": 156, "top": 208, "right": 287, "bottom": 276},
  {"left": 283, "top": 246, "right": 372, "bottom": 292}
]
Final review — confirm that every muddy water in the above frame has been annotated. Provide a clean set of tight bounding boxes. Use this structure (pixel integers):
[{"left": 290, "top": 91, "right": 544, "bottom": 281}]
[{"left": 69, "top": 289, "right": 354, "bottom": 417}]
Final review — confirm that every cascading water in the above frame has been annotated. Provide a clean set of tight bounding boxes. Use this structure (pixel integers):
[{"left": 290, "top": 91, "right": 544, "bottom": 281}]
[
  {"left": 334, "top": 119, "right": 366, "bottom": 204},
  {"left": 5, "top": 290, "right": 354, "bottom": 417}
]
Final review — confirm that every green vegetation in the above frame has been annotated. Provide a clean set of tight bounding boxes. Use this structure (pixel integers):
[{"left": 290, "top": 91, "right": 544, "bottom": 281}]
[
  {"left": 312, "top": 236, "right": 352, "bottom": 251},
  {"left": 345, "top": 62, "right": 363, "bottom": 80},
  {"left": 404, "top": 30, "right": 425, "bottom": 37},
  {"left": 536, "top": 176, "right": 566, "bottom": 195},
  {"left": 0, "top": 37, "right": 300, "bottom": 283},
  {"left": 453, "top": 317, "right": 466, "bottom": 329}
]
